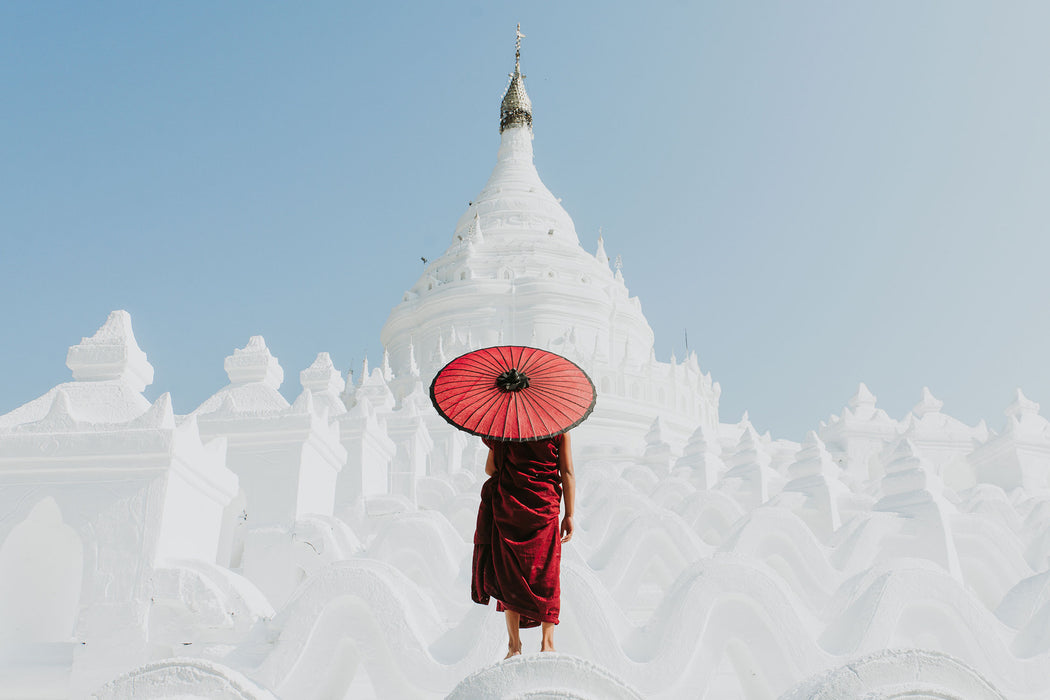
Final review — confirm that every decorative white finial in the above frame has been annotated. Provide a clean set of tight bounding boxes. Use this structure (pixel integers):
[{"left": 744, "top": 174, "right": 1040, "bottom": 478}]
[
  {"left": 407, "top": 339, "right": 420, "bottom": 378},
  {"left": 224, "top": 336, "right": 284, "bottom": 388},
  {"left": 912, "top": 386, "right": 944, "bottom": 417},
  {"left": 1006, "top": 388, "right": 1040, "bottom": 419},
  {"left": 595, "top": 233, "right": 609, "bottom": 266},
  {"left": 300, "top": 352, "right": 345, "bottom": 397},
  {"left": 65, "top": 310, "right": 155, "bottom": 392},
  {"left": 382, "top": 349, "right": 393, "bottom": 381},
  {"left": 849, "top": 382, "right": 877, "bottom": 409}
]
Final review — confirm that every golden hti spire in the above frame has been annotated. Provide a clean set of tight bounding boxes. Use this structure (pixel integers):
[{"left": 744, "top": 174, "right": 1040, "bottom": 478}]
[{"left": 500, "top": 23, "right": 533, "bottom": 133}]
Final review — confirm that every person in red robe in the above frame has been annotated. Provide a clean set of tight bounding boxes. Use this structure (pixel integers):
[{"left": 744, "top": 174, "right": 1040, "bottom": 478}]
[{"left": 471, "top": 431, "right": 576, "bottom": 657}]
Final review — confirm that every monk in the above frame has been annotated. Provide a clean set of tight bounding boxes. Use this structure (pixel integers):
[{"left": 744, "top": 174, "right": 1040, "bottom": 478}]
[{"left": 471, "top": 431, "right": 576, "bottom": 658}]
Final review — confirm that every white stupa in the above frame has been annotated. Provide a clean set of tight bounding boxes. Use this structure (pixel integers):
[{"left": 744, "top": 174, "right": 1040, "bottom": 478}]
[{"left": 378, "top": 33, "right": 720, "bottom": 460}]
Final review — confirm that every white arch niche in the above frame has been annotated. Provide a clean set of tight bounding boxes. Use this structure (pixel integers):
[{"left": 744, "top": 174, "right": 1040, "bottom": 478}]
[{"left": 0, "top": 497, "right": 84, "bottom": 644}]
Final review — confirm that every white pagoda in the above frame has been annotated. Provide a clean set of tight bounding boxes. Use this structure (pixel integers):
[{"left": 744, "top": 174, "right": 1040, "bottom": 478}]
[{"left": 377, "top": 34, "right": 721, "bottom": 462}]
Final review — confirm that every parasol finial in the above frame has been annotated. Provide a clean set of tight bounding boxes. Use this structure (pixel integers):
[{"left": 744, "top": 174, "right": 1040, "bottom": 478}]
[{"left": 496, "top": 368, "right": 531, "bottom": 392}]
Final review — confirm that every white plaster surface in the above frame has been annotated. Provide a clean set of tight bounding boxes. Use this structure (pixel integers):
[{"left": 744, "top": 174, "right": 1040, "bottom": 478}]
[{"left": 2, "top": 64, "right": 1049, "bottom": 700}]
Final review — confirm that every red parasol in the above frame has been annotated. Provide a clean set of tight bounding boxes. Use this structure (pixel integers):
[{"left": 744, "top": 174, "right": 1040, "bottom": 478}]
[{"left": 430, "top": 346, "right": 596, "bottom": 442}]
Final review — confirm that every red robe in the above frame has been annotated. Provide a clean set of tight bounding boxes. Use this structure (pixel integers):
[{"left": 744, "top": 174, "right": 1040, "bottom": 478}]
[{"left": 472, "top": 434, "right": 564, "bottom": 628}]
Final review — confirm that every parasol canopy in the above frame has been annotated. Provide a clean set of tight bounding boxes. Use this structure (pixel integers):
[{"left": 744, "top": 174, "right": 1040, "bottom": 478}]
[{"left": 429, "top": 346, "right": 596, "bottom": 442}]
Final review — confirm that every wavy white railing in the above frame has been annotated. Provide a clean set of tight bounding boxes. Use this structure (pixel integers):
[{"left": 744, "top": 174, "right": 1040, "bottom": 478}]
[{"left": 85, "top": 456, "right": 1049, "bottom": 699}]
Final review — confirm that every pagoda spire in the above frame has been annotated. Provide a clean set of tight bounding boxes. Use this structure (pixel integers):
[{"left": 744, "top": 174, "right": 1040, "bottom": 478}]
[{"left": 500, "top": 24, "right": 532, "bottom": 133}]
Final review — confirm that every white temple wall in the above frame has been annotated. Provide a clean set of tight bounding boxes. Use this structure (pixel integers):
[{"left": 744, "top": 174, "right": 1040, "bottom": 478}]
[
  {"left": 906, "top": 440, "right": 976, "bottom": 481},
  {"left": 575, "top": 406, "right": 648, "bottom": 460},
  {"left": 337, "top": 412, "right": 396, "bottom": 506},
  {"left": 970, "top": 441, "right": 1023, "bottom": 492},
  {"left": 1008, "top": 444, "right": 1050, "bottom": 492},
  {"left": 577, "top": 391, "right": 716, "bottom": 464},
  {"left": 241, "top": 529, "right": 302, "bottom": 610},
  {"left": 56, "top": 475, "right": 170, "bottom": 698},
  {"left": 383, "top": 285, "right": 506, "bottom": 380},
  {"left": 155, "top": 467, "right": 230, "bottom": 563},
  {"left": 204, "top": 421, "right": 342, "bottom": 531},
  {"left": 383, "top": 289, "right": 614, "bottom": 381},
  {"left": 1018, "top": 450, "right": 1050, "bottom": 492},
  {"left": 295, "top": 435, "right": 341, "bottom": 520},
  {"left": 338, "top": 447, "right": 392, "bottom": 504},
  {"left": 222, "top": 441, "right": 307, "bottom": 527},
  {"left": 460, "top": 439, "right": 489, "bottom": 483},
  {"left": 229, "top": 413, "right": 351, "bottom": 608},
  {"left": 423, "top": 419, "right": 467, "bottom": 477},
  {"left": 387, "top": 417, "right": 433, "bottom": 501},
  {"left": 380, "top": 250, "right": 721, "bottom": 471},
  {"left": 0, "top": 472, "right": 167, "bottom": 614},
  {"left": 216, "top": 488, "right": 249, "bottom": 569},
  {"left": 942, "top": 454, "right": 978, "bottom": 492}
]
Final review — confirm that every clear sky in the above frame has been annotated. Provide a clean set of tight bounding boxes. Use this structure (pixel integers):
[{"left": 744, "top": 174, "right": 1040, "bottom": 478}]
[{"left": 3, "top": 2, "right": 1048, "bottom": 442}]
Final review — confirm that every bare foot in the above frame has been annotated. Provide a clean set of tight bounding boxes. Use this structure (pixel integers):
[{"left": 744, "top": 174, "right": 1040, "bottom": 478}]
[
  {"left": 539, "top": 621, "right": 555, "bottom": 652},
  {"left": 504, "top": 647, "right": 522, "bottom": 659}
]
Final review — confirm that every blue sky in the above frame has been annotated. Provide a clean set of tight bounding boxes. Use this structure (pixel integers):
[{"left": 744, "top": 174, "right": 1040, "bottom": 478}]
[{"left": 2, "top": 2, "right": 1048, "bottom": 441}]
